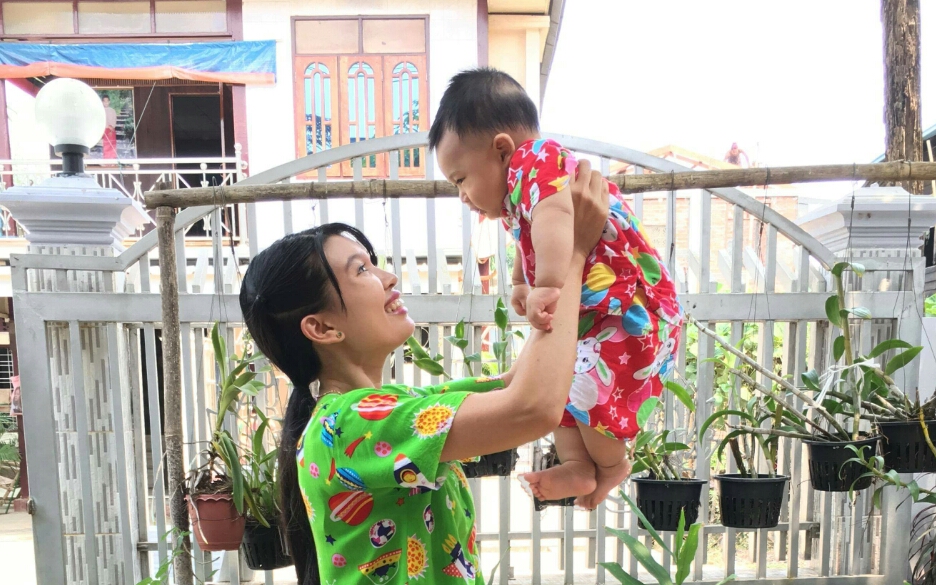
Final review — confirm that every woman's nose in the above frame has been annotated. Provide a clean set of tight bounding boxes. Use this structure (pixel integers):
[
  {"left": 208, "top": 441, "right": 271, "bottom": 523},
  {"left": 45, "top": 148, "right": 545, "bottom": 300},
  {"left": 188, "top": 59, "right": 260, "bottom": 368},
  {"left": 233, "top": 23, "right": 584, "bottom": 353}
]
[{"left": 382, "top": 268, "right": 398, "bottom": 290}]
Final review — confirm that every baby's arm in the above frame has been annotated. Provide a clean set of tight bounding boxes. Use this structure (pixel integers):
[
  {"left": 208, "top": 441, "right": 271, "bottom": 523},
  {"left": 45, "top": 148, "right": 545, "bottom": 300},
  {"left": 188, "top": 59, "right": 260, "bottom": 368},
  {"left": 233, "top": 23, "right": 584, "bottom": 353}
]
[
  {"left": 510, "top": 255, "right": 530, "bottom": 317},
  {"left": 527, "top": 186, "right": 574, "bottom": 330}
]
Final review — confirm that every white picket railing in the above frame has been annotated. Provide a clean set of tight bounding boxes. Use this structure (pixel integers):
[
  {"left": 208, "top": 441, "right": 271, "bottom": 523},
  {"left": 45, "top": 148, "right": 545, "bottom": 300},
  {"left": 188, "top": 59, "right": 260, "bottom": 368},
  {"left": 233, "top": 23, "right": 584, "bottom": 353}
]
[{"left": 10, "top": 133, "right": 921, "bottom": 585}]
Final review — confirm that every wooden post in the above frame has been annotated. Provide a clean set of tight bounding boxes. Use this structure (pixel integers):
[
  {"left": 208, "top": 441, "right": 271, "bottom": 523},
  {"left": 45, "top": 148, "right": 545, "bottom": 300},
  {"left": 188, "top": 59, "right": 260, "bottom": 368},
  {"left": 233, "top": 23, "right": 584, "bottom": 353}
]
[
  {"left": 156, "top": 205, "right": 194, "bottom": 585},
  {"left": 882, "top": 0, "right": 923, "bottom": 194}
]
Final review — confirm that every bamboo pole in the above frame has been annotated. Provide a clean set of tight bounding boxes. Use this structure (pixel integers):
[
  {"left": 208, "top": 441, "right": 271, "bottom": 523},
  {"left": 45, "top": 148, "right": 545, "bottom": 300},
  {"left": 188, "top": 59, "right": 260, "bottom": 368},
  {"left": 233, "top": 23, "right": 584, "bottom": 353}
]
[
  {"left": 143, "top": 160, "right": 936, "bottom": 209},
  {"left": 156, "top": 205, "right": 194, "bottom": 585}
]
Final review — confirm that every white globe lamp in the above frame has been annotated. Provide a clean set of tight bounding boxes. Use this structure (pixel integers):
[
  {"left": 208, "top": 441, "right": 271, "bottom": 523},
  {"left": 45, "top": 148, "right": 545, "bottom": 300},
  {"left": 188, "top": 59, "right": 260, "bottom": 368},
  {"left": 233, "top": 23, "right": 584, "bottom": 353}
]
[{"left": 34, "top": 78, "right": 106, "bottom": 176}]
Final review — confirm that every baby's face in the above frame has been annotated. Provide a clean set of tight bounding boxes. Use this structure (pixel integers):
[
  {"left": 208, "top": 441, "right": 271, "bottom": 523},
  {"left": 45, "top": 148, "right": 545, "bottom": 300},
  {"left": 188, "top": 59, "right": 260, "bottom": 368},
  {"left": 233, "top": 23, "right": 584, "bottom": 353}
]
[{"left": 436, "top": 130, "right": 510, "bottom": 219}]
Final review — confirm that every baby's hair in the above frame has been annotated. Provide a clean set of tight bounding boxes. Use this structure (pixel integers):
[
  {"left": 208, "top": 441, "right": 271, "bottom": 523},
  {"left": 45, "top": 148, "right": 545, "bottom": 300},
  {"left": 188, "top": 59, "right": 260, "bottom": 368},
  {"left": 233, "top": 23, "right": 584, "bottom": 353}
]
[{"left": 428, "top": 67, "right": 539, "bottom": 151}]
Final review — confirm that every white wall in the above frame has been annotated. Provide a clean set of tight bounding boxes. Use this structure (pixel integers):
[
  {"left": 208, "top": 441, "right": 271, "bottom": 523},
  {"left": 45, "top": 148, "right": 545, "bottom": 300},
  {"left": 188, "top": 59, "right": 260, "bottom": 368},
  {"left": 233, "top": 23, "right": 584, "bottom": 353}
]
[{"left": 242, "top": 0, "right": 480, "bottom": 253}]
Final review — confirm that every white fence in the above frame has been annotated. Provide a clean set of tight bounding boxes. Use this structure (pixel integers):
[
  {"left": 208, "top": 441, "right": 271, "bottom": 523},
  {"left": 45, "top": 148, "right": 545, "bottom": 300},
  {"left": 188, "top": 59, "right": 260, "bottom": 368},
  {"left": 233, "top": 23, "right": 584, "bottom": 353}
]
[{"left": 12, "top": 133, "right": 923, "bottom": 585}]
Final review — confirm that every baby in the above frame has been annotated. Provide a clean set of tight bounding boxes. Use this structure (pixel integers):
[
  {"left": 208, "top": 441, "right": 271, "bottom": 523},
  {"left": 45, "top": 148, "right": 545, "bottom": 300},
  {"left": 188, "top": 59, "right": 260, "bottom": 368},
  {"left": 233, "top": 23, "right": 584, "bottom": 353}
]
[{"left": 430, "top": 68, "right": 683, "bottom": 509}]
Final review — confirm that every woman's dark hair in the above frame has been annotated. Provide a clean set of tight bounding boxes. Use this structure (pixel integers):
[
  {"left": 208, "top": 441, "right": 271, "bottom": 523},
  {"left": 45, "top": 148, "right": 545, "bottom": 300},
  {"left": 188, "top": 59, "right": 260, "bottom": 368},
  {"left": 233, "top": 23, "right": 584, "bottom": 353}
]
[
  {"left": 428, "top": 67, "right": 539, "bottom": 151},
  {"left": 239, "top": 223, "right": 377, "bottom": 585}
]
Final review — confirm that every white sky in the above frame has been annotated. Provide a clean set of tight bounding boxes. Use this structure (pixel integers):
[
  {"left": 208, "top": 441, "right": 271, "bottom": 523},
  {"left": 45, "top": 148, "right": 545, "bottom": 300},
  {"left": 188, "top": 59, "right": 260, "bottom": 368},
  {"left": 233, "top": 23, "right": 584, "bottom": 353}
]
[{"left": 541, "top": 0, "right": 936, "bottom": 198}]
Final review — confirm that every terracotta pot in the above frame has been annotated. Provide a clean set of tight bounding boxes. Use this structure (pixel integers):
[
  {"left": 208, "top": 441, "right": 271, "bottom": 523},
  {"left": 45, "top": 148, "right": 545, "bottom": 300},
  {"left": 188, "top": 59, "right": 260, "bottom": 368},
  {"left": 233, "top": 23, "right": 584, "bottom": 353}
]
[{"left": 186, "top": 494, "right": 245, "bottom": 551}]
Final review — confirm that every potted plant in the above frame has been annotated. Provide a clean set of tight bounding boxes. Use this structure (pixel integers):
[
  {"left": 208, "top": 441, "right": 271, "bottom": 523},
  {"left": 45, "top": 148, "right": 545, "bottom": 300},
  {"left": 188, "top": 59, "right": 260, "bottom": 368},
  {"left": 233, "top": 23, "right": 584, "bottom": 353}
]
[
  {"left": 847, "top": 446, "right": 936, "bottom": 584},
  {"left": 700, "top": 371, "right": 791, "bottom": 529},
  {"left": 600, "top": 490, "right": 735, "bottom": 585},
  {"left": 410, "top": 298, "right": 522, "bottom": 478},
  {"left": 240, "top": 407, "right": 292, "bottom": 570},
  {"left": 186, "top": 324, "right": 266, "bottom": 552},
  {"left": 692, "top": 261, "right": 920, "bottom": 493},
  {"left": 630, "top": 382, "right": 706, "bottom": 532}
]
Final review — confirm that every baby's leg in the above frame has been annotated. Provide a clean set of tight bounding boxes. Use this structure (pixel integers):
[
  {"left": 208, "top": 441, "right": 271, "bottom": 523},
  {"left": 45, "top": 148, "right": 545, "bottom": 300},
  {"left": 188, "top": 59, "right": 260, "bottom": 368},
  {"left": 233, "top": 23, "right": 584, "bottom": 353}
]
[
  {"left": 575, "top": 422, "right": 632, "bottom": 510},
  {"left": 520, "top": 427, "right": 596, "bottom": 501}
]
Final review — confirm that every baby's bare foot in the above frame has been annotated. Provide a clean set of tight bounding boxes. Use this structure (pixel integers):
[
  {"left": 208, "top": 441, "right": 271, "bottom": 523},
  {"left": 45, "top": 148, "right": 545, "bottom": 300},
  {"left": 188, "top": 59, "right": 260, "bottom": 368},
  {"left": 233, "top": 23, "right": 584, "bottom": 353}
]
[
  {"left": 575, "top": 458, "right": 632, "bottom": 510},
  {"left": 520, "top": 460, "right": 597, "bottom": 502}
]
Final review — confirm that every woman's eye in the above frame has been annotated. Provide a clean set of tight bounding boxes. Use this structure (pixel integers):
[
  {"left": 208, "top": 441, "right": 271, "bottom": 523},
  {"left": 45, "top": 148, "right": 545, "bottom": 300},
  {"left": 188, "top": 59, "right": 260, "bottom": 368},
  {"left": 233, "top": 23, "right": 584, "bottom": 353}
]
[
  {"left": 358, "top": 264, "right": 368, "bottom": 274},
  {"left": 456, "top": 178, "right": 464, "bottom": 186}
]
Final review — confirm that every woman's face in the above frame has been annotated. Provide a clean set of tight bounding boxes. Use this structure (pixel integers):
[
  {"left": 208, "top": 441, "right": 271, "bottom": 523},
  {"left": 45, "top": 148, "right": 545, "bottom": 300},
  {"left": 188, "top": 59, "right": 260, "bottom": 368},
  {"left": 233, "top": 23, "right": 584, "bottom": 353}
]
[{"left": 321, "top": 234, "right": 415, "bottom": 354}]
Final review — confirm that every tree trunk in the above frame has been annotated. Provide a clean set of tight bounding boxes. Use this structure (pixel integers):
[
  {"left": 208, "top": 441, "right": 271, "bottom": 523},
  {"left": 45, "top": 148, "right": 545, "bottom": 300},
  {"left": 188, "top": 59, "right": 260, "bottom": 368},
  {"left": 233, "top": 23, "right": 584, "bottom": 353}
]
[
  {"left": 882, "top": 0, "right": 923, "bottom": 194},
  {"left": 156, "top": 204, "right": 194, "bottom": 585}
]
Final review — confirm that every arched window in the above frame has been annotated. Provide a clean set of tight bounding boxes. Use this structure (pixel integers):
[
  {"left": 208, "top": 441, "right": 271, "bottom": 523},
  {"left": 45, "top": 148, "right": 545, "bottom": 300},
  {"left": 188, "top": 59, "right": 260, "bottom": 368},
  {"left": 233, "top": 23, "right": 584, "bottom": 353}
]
[
  {"left": 347, "top": 61, "right": 378, "bottom": 168},
  {"left": 390, "top": 61, "right": 420, "bottom": 168},
  {"left": 303, "top": 62, "right": 332, "bottom": 155}
]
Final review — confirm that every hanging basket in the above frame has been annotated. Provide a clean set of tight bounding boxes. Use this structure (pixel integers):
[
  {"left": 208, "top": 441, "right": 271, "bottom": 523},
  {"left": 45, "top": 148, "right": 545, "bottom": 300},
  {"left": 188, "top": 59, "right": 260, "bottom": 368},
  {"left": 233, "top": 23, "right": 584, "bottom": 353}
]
[
  {"left": 879, "top": 421, "right": 936, "bottom": 473},
  {"left": 186, "top": 494, "right": 246, "bottom": 552},
  {"left": 804, "top": 436, "right": 878, "bottom": 493},
  {"left": 241, "top": 519, "right": 293, "bottom": 571},
  {"left": 633, "top": 478, "right": 706, "bottom": 532},
  {"left": 714, "top": 474, "right": 788, "bottom": 529},
  {"left": 462, "top": 449, "right": 519, "bottom": 478}
]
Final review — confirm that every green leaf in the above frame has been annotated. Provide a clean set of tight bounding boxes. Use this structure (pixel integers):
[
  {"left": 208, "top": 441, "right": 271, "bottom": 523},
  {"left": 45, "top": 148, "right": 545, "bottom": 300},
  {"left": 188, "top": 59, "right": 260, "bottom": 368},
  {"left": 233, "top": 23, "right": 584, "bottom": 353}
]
[
  {"left": 714, "top": 577, "right": 737, "bottom": 585},
  {"left": 406, "top": 337, "right": 432, "bottom": 361},
  {"left": 211, "top": 323, "right": 228, "bottom": 380},
  {"left": 833, "top": 336, "right": 846, "bottom": 362},
  {"left": 842, "top": 307, "right": 872, "bottom": 320},
  {"left": 675, "top": 519, "right": 701, "bottom": 585},
  {"left": 825, "top": 295, "right": 842, "bottom": 328},
  {"left": 868, "top": 339, "right": 913, "bottom": 360},
  {"left": 455, "top": 320, "right": 465, "bottom": 339},
  {"left": 665, "top": 381, "right": 695, "bottom": 413},
  {"left": 494, "top": 298, "right": 509, "bottom": 331},
  {"left": 872, "top": 487, "right": 883, "bottom": 510},
  {"left": 606, "top": 527, "right": 673, "bottom": 585},
  {"left": 414, "top": 358, "right": 447, "bottom": 377},
  {"left": 885, "top": 347, "right": 923, "bottom": 375},
  {"left": 699, "top": 409, "right": 758, "bottom": 440},
  {"left": 909, "top": 480, "right": 921, "bottom": 502},
  {"left": 636, "top": 396, "right": 660, "bottom": 429},
  {"left": 802, "top": 370, "right": 821, "bottom": 392},
  {"left": 464, "top": 353, "right": 482, "bottom": 364},
  {"left": 616, "top": 491, "right": 672, "bottom": 557},
  {"left": 493, "top": 340, "right": 509, "bottom": 360},
  {"left": 578, "top": 312, "right": 597, "bottom": 339},
  {"left": 600, "top": 561, "right": 647, "bottom": 585},
  {"left": 850, "top": 262, "right": 866, "bottom": 276},
  {"left": 663, "top": 442, "right": 691, "bottom": 453},
  {"left": 674, "top": 508, "right": 685, "bottom": 562},
  {"left": 831, "top": 262, "right": 850, "bottom": 277}
]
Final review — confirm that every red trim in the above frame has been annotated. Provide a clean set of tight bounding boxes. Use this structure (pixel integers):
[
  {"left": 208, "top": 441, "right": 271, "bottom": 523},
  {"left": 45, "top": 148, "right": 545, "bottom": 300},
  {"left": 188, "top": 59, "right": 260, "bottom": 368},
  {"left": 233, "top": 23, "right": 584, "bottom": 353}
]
[
  {"left": 0, "top": 62, "right": 273, "bottom": 85},
  {"left": 6, "top": 77, "right": 37, "bottom": 97},
  {"left": 477, "top": 0, "right": 488, "bottom": 67},
  {"left": 0, "top": 81, "right": 10, "bottom": 189}
]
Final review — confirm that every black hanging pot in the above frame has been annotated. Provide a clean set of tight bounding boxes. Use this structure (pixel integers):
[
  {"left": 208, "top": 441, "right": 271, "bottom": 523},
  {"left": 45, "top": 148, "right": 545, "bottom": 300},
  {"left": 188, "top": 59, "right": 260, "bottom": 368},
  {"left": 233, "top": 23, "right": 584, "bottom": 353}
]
[
  {"left": 714, "top": 474, "right": 788, "bottom": 529},
  {"left": 804, "top": 436, "right": 879, "bottom": 492},
  {"left": 240, "top": 519, "right": 293, "bottom": 571},
  {"left": 879, "top": 421, "right": 936, "bottom": 473},
  {"left": 633, "top": 478, "right": 706, "bottom": 531},
  {"left": 462, "top": 449, "right": 519, "bottom": 478}
]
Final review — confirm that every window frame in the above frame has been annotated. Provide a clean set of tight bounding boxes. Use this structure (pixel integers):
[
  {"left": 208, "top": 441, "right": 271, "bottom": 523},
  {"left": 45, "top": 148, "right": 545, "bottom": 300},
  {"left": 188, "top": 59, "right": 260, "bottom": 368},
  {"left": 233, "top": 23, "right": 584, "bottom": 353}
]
[
  {"left": 290, "top": 15, "right": 430, "bottom": 179},
  {"left": 0, "top": 0, "right": 233, "bottom": 40}
]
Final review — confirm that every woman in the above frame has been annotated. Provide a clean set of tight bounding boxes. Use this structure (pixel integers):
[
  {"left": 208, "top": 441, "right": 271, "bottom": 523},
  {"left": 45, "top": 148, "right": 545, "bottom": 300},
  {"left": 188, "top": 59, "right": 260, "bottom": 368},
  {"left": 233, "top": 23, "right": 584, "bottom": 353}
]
[
  {"left": 101, "top": 95, "right": 118, "bottom": 159},
  {"left": 239, "top": 161, "right": 609, "bottom": 584}
]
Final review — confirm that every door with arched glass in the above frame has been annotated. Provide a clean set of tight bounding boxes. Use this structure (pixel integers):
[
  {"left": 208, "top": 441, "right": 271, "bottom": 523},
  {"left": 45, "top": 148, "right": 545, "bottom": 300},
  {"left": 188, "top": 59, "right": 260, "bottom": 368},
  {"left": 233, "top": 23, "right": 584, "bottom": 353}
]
[
  {"left": 293, "top": 56, "right": 340, "bottom": 178},
  {"left": 340, "top": 56, "right": 385, "bottom": 177},
  {"left": 384, "top": 55, "right": 427, "bottom": 177}
]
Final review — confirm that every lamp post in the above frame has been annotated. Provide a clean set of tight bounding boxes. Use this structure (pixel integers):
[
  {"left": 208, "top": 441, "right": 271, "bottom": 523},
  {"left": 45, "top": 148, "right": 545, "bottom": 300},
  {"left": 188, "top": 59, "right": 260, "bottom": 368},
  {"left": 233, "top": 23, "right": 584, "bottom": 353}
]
[
  {"left": 3, "top": 78, "right": 150, "bottom": 585},
  {"left": 35, "top": 78, "right": 106, "bottom": 176}
]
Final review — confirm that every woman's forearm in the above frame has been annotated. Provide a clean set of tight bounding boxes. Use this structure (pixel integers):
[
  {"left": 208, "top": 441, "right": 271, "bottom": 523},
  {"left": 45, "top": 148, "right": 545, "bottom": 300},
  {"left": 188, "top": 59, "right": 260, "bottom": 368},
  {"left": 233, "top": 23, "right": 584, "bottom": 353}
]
[{"left": 506, "top": 252, "right": 585, "bottom": 423}]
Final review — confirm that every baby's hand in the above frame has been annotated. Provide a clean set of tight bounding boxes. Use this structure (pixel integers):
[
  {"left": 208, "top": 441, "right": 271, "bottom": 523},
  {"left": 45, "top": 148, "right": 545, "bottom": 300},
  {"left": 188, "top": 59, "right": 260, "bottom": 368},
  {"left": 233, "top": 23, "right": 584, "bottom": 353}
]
[
  {"left": 526, "top": 286, "right": 561, "bottom": 331},
  {"left": 511, "top": 283, "right": 531, "bottom": 317}
]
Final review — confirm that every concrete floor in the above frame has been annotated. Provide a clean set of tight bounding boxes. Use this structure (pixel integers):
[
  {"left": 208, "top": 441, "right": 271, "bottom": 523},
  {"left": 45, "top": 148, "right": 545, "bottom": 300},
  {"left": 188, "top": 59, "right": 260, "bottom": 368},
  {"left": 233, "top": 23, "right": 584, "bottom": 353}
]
[{"left": 0, "top": 512, "right": 36, "bottom": 585}]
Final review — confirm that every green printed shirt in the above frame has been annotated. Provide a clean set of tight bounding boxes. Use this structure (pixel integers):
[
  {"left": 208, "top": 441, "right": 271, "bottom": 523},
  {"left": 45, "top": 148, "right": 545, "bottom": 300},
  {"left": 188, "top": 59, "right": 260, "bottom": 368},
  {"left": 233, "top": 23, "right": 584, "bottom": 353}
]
[{"left": 296, "top": 376, "right": 506, "bottom": 584}]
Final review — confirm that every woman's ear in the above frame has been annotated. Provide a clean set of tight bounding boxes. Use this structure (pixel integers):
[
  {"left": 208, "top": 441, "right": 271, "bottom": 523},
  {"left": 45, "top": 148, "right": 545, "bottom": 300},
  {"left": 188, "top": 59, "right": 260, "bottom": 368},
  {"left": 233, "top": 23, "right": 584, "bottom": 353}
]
[
  {"left": 493, "top": 133, "right": 516, "bottom": 165},
  {"left": 300, "top": 314, "right": 343, "bottom": 345}
]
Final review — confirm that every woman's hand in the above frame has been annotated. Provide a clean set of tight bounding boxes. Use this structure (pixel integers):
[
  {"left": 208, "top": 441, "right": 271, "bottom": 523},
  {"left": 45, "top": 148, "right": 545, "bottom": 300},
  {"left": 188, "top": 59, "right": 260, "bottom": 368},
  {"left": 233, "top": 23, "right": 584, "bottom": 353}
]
[{"left": 570, "top": 160, "right": 609, "bottom": 257}]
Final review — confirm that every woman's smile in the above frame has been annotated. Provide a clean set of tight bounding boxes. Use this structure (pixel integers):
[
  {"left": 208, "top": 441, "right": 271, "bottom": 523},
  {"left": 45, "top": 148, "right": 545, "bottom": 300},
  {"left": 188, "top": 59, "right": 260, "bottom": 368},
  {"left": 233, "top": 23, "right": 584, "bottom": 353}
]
[{"left": 385, "top": 290, "right": 408, "bottom": 315}]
